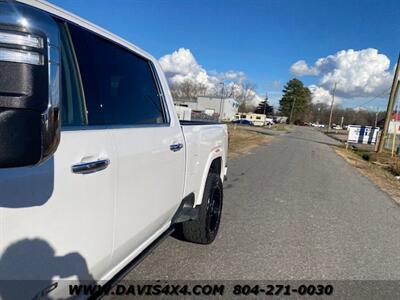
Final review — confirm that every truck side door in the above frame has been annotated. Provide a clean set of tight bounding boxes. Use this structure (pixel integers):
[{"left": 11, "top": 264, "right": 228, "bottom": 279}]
[
  {"left": 0, "top": 22, "right": 115, "bottom": 299},
  {"left": 67, "top": 24, "right": 186, "bottom": 272}
]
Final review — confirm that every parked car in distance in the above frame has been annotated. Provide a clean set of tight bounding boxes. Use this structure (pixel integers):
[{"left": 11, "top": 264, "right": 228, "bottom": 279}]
[
  {"left": 232, "top": 119, "right": 254, "bottom": 126},
  {"left": 265, "top": 117, "right": 274, "bottom": 126},
  {"left": 311, "top": 123, "right": 325, "bottom": 128},
  {"left": 0, "top": 1, "right": 228, "bottom": 298}
]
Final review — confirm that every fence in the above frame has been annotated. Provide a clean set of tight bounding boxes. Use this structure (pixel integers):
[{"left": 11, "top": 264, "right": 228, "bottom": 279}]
[{"left": 384, "top": 134, "right": 400, "bottom": 154}]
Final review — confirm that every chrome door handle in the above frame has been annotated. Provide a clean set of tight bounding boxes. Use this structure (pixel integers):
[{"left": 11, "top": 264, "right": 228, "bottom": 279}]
[
  {"left": 71, "top": 158, "right": 110, "bottom": 174},
  {"left": 170, "top": 143, "right": 184, "bottom": 152}
]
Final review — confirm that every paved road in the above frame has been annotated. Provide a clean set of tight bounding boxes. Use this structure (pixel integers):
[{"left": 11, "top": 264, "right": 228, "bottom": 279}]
[{"left": 127, "top": 127, "right": 400, "bottom": 280}]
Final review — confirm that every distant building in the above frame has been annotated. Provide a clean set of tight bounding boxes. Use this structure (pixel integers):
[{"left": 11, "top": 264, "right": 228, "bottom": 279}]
[
  {"left": 389, "top": 113, "right": 400, "bottom": 134},
  {"left": 174, "top": 96, "right": 239, "bottom": 121},
  {"left": 392, "top": 113, "right": 400, "bottom": 121}
]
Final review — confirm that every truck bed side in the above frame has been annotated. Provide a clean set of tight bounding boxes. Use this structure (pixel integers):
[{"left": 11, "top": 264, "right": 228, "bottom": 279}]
[{"left": 181, "top": 123, "right": 228, "bottom": 205}]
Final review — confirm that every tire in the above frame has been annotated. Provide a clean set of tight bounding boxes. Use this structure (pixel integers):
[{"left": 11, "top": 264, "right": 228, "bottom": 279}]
[{"left": 182, "top": 172, "right": 223, "bottom": 244}]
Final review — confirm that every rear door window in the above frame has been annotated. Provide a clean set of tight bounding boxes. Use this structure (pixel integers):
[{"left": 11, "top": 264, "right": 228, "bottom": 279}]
[{"left": 68, "top": 24, "right": 166, "bottom": 126}]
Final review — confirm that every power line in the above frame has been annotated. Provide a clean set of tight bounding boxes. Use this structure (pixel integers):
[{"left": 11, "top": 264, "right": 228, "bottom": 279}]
[{"left": 348, "top": 87, "right": 391, "bottom": 109}]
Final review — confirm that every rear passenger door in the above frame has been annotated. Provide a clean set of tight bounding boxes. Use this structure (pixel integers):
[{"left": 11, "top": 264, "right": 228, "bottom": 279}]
[{"left": 68, "top": 25, "right": 186, "bottom": 269}]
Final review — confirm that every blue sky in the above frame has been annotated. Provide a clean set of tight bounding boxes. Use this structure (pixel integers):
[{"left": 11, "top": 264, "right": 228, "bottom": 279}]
[{"left": 49, "top": 0, "right": 399, "bottom": 109}]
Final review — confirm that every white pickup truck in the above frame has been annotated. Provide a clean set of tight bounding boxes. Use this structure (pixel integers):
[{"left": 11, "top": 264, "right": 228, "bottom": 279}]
[{"left": 0, "top": 1, "right": 228, "bottom": 298}]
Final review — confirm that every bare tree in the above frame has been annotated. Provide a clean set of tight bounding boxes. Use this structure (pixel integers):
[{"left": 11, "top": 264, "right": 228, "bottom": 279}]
[
  {"left": 170, "top": 79, "right": 205, "bottom": 100},
  {"left": 169, "top": 78, "right": 259, "bottom": 111},
  {"left": 197, "top": 83, "right": 208, "bottom": 96},
  {"left": 238, "top": 102, "right": 256, "bottom": 113},
  {"left": 305, "top": 103, "right": 386, "bottom": 127},
  {"left": 223, "top": 83, "right": 239, "bottom": 98},
  {"left": 210, "top": 81, "right": 257, "bottom": 102},
  {"left": 235, "top": 81, "right": 257, "bottom": 104}
]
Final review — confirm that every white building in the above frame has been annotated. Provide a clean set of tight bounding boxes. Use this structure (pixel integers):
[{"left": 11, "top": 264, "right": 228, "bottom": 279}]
[
  {"left": 197, "top": 96, "right": 239, "bottom": 121},
  {"left": 388, "top": 114, "right": 400, "bottom": 134},
  {"left": 174, "top": 96, "right": 239, "bottom": 121},
  {"left": 388, "top": 120, "right": 400, "bottom": 134}
]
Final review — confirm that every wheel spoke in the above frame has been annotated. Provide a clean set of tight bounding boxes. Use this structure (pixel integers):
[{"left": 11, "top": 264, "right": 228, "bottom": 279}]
[{"left": 207, "top": 186, "right": 222, "bottom": 234}]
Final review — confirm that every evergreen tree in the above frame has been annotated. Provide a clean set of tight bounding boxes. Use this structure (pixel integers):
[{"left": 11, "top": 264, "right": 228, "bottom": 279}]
[
  {"left": 255, "top": 94, "right": 273, "bottom": 115},
  {"left": 279, "top": 78, "right": 311, "bottom": 123}
]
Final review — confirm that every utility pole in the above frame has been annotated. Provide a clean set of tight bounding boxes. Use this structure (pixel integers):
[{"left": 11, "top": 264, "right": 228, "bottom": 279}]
[
  {"left": 377, "top": 53, "right": 400, "bottom": 153},
  {"left": 391, "top": 100, "right": 400, "bottom": 157},
  {"left": 218, "top": 82, "right": 224, "bottom": 122},
  {"left": 327, "top": 82, "right": 337, "bottom": 132},
  {"left": 375, "top": 107, "right": 379, "bottom": 128},
  {"left": 263, "top": 92, "right": 269, "bottom": 116},
  {"left": 289, "top": 96, "right": 296, "bottom": 124}
]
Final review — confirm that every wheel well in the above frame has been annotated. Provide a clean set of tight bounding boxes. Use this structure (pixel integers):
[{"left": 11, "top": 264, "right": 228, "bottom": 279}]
[{"left": 209, "top": 157, "right": 222, "bottom": 176}]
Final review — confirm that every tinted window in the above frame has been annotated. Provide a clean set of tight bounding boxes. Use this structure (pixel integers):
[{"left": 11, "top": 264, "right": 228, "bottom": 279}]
[
  {"left": 59, "top": 23, "right": 85, "bottom": 126},
  {"left": 68, "top": 24, "right": 165, "bottom": 126}
]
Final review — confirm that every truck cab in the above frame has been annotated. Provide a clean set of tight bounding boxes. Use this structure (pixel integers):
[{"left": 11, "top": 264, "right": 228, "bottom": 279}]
[{"left": 0, "top": 1, "right": 228, "bottom": 298}]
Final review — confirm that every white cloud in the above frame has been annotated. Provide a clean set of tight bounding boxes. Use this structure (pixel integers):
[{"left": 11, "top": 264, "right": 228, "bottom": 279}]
[
  {"left": 290, "top": 48, "right": 393, "bottom": 99},
  {"left": 309, "top": 85, "right": 342, "bottom": 105},
  {"left": 159, "top": 48, "right": 263, "bottom": 104},
  {"left": 159, "top": 48, "right": 216, "bottom": 89},
  {"left": 266, "top": 91, "right": 282, "bottom": 107},
  {"left": 290, "top": 60, "right": 318, "bottom": 76},
  {"left": 221, "top": 70, "right": 246, "bottom": 82},
  {"left": 245, "top": 88, "right": 264, "bottom": 106}
]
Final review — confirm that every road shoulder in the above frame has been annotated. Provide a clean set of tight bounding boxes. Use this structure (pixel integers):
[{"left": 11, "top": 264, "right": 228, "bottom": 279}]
[{"left": 334, "top": 146, "right": 400, "bottom": 205}]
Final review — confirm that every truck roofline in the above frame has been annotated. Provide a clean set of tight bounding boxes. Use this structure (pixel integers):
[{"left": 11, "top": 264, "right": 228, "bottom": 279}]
[
  {"left": 9, "top": 0, "right": 181, "bottom": 129},
  {"left": 15, "top": 0, "right": 156, "bottom": 63}
]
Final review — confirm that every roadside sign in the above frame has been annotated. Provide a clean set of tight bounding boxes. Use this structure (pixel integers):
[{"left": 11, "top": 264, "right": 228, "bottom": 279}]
[
  {"left": 388, "top": 120, "right": 400, "bottom": 134},
  {"left": 347, "top": 125, "right": 379, "bottom": 145}
]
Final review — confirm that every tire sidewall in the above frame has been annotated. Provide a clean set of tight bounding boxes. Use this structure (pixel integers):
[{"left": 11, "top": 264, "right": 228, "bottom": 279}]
[{"left": 204, "top": 174, "right": 223, "bottom": 242}]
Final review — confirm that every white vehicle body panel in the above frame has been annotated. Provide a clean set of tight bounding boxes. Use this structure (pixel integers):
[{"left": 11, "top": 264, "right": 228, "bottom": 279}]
[
  {"left": 182, "top": 124, "right": 228, "bottom": 205},
  {"left": 110, "top": 125, "right": 185, "bottom": 269},
  {"left": 0, "top": 130, "right": 117, "bottom": 298},
  {"left": 0, "top": 0, "right": 228, "bottom": 298}
]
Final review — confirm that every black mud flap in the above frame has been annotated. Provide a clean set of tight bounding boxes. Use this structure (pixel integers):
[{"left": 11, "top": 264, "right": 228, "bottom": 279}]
[{"left": 171, "top": 193, "right": 200, "bottom": 224}]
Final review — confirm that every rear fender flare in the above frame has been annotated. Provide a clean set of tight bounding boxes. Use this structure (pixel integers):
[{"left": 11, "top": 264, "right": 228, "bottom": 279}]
[{"left": 195, "top": 148, "right": 225, "bottom": 206}]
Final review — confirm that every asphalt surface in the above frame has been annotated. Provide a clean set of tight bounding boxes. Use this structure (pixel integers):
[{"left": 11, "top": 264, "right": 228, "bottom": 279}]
[{"left": 126, "top": 126, "right": 400, "bottom": 280}]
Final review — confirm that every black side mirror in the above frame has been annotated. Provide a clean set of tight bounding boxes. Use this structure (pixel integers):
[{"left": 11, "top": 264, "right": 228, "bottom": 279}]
[{"left": 0, "top": 2, "right": 61, "bottom": 168}]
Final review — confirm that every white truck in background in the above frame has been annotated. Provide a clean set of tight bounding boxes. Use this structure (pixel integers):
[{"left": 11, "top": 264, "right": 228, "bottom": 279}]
[{"left": 0, "top": 1, "right": 228, "bottom": 298}]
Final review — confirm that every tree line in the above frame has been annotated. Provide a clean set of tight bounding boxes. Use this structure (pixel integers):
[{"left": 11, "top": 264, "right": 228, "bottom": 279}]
[
  {"left": 276, "top": 78, "right": 384, "bottom": 126},
  {"left": 306, "top": 103, "right": 385, "bottom": 127},
  {"left": 170, "top": 79, "right": 258, "bottom": 110},
  {"left": 170, "top": 77, "right": 384, "bottom": 126}
]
